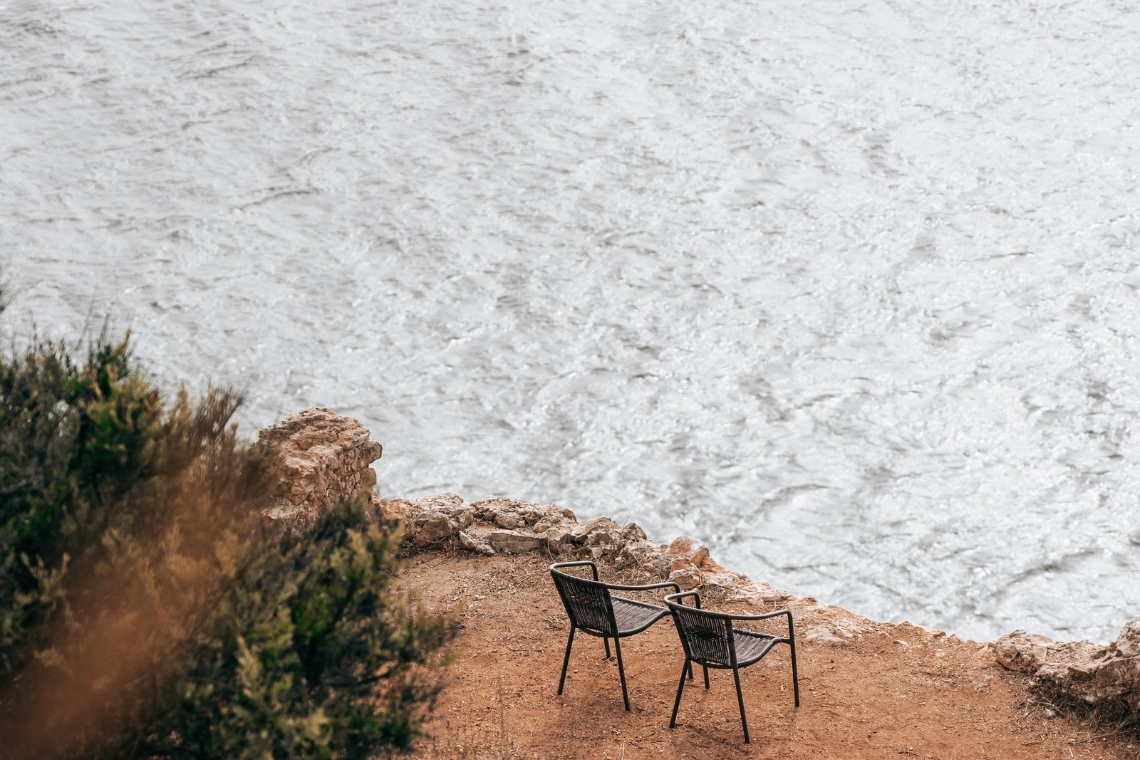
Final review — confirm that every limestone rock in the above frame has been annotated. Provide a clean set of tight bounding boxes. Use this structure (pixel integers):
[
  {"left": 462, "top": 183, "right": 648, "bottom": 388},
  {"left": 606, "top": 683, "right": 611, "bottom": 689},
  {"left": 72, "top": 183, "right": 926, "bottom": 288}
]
[
  {"left": 413, "top": 492, "right": 464, "bottom": 513},
  {"left": 993, "top": 630, "right": 1058, "bottom": 673},
  {"left": 574, "top": 517, "right": 623, "bottom": 547},
  {"left": 415, "top": 514, "right": 457, "bottom": 545},
  {"left": 665, "top": 536, "right": 709, "bottom": 569},
  {"left": 617, "top": 539, "right": 669, "bottom": 577},
  {"left": 541, "top": 524, "right": 577, "bottom": 551},
  {"left": 994, "top": 619, "right": 1140, "bottom": 711},
  {"left": 669, "top": 566, "right": 705, "bottom": 590},
  {"left": 489, "top": 530, "right": 544, "bottom": 554},
  {"left": 621, "top": 522, "right": 648, "bottom": 542},
  {"left": 459, "top": 530, "right": 495, "bottom": 555},
  {"left": 470, "top": 496, "right": 547, "bottom": 528},
  {"left": 1115, "top": 618, "right": 1140, "bottom": 658},
  {"left": 380, "top": 499, "right": 411, "bottom": 521}
]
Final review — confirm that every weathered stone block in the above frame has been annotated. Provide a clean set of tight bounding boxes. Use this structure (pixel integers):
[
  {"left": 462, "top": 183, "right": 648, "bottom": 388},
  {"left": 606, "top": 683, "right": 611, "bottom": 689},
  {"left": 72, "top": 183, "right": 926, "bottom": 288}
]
[
  {"left": 459, "top": 530, "right": 495, "bottom": 555},
  {"left": 489, "top": 530, "right": 544, "bottom": 554},
  {"left": 416, "top": 515, "right": 457, "bottom": 545}
]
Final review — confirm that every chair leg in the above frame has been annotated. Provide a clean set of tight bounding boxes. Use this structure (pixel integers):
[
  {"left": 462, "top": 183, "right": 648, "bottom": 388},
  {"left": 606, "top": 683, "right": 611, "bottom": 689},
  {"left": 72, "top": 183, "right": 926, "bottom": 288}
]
[
  {"left": 686, "top": 660, "right": 693, "bottom": 680},
  {"left": 789, "top": 637, "right": 801, "bottom": 707},
  {"left": 558, "top": 627, "right": 576, "bottom": 695},
  {"left": 703, "top": 664, "right": 710, "bottom": 689},
  {"left": 603, "top": 636, "right": 611, "bottom": 659},
  {"left": 669, "top": 659, "right": 689, "bottom": 728},
  {"left": 732, "top": 665, "right": 750, "bottom": 744},
  {"left": 613, "top": 635, "right": 630, "bottom": 711}
]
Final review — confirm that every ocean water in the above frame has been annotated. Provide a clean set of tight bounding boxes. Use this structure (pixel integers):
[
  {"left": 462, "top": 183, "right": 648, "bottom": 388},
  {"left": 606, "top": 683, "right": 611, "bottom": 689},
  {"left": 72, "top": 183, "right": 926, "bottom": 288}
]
[{"left": 3, "top": 0, "right": 1140, "bottom": 643}]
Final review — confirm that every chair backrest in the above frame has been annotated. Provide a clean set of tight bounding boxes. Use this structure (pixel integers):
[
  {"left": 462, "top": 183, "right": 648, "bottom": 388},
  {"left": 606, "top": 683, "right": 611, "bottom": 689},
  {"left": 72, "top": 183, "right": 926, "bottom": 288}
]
[
  {"left": 550, "top": 569, "right": 617, "bottom": 636},
  {"left": 668, "top": 600, "right": 736, "bottom": 667}
]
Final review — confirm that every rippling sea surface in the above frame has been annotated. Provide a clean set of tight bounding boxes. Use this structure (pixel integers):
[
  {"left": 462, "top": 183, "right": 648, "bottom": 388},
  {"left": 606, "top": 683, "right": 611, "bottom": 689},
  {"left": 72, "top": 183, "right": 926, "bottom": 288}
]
[{"left": 4, "top": 0, "right": 1140, "bottom": 642}]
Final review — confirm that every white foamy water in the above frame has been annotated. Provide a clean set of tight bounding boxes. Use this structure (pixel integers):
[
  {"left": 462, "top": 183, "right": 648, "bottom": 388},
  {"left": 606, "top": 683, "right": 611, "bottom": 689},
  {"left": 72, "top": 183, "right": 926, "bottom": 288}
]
[{"left": 4, "top": 0, "right": 1140, "bottom": 642}]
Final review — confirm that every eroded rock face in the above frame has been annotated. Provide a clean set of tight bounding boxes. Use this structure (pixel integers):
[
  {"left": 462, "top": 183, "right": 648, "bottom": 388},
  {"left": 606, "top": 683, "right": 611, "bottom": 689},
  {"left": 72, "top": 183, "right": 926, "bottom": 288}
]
[
  {"left": 993, "top": 620, "right": 1140, "bottom": 711},
  {"left": 258, "top": 407, "right": 383, "bottom": 530}
]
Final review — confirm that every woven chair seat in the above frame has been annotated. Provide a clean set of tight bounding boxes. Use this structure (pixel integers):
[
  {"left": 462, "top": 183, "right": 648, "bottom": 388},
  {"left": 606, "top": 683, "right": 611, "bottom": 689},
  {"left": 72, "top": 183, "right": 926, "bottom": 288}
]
[
  {"left": 611, "top": 596, "right": 670, "bottom": 636},
  {"left": 731, "top": 629, "right": 780, "bottom": 666}
]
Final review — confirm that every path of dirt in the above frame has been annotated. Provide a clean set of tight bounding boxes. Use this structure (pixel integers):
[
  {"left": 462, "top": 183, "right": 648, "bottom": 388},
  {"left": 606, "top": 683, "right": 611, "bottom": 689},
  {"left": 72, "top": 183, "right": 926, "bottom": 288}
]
[{"left": 401, "top": 550, "right": 1136, "bottom": 760}]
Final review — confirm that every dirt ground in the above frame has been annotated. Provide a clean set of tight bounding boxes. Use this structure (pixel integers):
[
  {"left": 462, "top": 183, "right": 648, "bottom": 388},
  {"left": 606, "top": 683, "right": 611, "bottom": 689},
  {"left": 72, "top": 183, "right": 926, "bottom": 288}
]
[{"left": 400, "top": 550, "right": 1137, "bottom": 760}]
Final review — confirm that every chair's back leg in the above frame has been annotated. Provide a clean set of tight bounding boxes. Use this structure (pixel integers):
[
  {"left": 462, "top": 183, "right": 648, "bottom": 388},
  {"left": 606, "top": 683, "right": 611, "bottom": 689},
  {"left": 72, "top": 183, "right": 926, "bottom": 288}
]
[
  {"left": 603, "top": 636, "right": 611, "bottom": 659},
  {"left": 686, "top": 660, "right": 693, "bottom": 680},
  {"left": 732, "top": 665, "right": 750, "bottom": 744},
  {"left": 669, "top": 658, "right": 689, "bottom": 728},
  {"left": 613, "top": 635, "right": 630, "bottom": 711},
  {"left": 789, "top": 637, "right": 800, "bottom": 707},
  {"left": 703, "top": 664, "right": 710, "bottom": 689},
  {"left": 557, "top": 627, "right": 576, "bottom": 696}
]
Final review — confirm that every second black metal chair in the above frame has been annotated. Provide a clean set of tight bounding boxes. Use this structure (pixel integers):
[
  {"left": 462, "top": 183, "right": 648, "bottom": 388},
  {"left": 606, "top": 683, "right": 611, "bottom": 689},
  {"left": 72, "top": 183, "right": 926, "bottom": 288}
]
[
  {"left": 664, "top": 590, "right": 800, "bottom": 743},
  {"left": 549, "top": 561, "right": 684, "bottom": 711}
]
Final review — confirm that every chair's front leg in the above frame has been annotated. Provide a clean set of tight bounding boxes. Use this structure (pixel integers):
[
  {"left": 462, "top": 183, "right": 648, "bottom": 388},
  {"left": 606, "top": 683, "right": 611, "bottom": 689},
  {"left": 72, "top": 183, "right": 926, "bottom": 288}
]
[
  {"left": 732, "top": 665, "right": 750, "bottom": 744},
  {"left": 669, "top": 659, "right": 689, "bottom": 728},
  {"left": 613, "top": 635, "right": 630, "bottom": 711},
  {"left": 557, "top": 627, "right": 576, "bottom": 695}
]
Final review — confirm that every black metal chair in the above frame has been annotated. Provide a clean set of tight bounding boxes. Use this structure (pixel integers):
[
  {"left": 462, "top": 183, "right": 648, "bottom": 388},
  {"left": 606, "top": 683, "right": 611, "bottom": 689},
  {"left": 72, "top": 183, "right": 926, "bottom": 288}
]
[
  {"left": 549, "top": 560, "right": 686, "bottom": 711},
  {"left": 664, "top": 591, "right": 800, "bottom": 743}
]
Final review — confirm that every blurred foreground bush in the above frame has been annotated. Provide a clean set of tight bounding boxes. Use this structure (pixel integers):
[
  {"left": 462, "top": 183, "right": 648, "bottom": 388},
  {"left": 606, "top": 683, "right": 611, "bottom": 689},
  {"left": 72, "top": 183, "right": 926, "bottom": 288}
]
[{"left": 0, "top": 298, "right": 453, "bottom": 759}]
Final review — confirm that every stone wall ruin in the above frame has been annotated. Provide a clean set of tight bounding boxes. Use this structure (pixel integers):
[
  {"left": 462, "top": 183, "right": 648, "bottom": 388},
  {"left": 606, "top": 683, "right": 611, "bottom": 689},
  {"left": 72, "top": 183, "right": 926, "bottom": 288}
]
[{"left": 257, "top": 407, "right": 383, "bottom": 531}]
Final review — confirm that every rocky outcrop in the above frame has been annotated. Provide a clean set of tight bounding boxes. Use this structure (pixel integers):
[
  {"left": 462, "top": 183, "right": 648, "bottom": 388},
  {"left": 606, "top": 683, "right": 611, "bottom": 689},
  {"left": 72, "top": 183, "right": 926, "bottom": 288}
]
[
  {"left": 993, "top": 620, "right": 1140, "bottom": 711},
  {"left": 257, "top": 407, "right": 383, "bottom": 531},
  {"left": 389, "top": 490, "right": 810, "bottom": 609}
]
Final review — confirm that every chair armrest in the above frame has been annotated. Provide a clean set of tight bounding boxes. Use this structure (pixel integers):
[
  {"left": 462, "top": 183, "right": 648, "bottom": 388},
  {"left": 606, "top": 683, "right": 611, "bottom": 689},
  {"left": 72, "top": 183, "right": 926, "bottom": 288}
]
[
  {"left": 604, "top": 581, "right": 681, "bottom": 594},
  {"left": 664, "top": 591, "right": 703, "bottom": 609},
  {"left": 550, "top": 560, "right": 599, "bottom": 581},
  {"left": 728, "top": 609, "right": 796, "bottom": 640},
  {"left": 726, "top": 608, "right": 793, "bottom": 622}
]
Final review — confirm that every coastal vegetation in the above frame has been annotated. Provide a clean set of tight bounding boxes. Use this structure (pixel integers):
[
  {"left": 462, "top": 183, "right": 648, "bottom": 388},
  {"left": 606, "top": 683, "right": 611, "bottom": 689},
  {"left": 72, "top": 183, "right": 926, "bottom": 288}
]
[{"left": 0, "top": 287, "right": 453, "bottom": 759}]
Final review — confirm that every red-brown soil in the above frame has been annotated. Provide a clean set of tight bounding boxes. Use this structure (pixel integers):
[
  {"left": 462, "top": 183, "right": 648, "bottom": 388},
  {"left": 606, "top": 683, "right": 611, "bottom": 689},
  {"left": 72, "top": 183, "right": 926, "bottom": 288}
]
[{"left": 400, "top": 550, "right": 1137, "bottom": 760}]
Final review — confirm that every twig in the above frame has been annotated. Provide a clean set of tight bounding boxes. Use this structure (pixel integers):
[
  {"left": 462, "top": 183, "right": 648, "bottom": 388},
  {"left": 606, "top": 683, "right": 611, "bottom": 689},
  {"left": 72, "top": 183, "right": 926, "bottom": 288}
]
[{"left": 1069, "top": 730, "right": 1130, "bottom": 744}]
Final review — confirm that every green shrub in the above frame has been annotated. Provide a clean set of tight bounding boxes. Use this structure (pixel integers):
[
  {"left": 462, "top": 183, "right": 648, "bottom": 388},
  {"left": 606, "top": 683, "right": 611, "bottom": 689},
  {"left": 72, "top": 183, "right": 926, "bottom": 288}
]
[{"left": 0, "top": 296, "right": 453, "bottom": 759}]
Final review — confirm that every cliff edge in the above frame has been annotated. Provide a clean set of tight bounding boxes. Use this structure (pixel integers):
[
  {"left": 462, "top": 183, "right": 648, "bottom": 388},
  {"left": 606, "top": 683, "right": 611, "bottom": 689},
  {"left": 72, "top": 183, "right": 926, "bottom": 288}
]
[{"left": 259, "top": 408, "right": 1139, "bottom": 758}]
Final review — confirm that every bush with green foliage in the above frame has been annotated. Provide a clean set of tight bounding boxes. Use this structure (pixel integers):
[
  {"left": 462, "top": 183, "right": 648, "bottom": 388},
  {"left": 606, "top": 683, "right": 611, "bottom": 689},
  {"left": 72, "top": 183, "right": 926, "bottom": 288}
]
[{"left": 0, "top": 292, "right": 453, "bottom": 759}]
